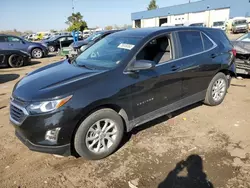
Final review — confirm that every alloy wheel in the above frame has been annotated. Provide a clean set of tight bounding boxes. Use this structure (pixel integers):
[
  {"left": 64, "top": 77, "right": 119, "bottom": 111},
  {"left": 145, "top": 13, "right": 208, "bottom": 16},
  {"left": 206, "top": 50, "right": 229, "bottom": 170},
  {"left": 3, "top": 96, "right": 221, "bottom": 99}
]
[
  {"left": 85, "top": 119, "right": 118, "bottom": 153},
  {"left": 212, "top": 78, "right": 226, "bottom": 102}
]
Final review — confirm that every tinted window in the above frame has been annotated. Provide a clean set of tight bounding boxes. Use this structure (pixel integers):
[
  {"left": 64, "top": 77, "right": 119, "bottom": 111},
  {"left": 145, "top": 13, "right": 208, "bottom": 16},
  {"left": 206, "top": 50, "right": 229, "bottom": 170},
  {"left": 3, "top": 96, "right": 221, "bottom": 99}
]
[
  {"left": 75, "top": 36, "right": 140, "bottom": 69},
  {"left": 7, "top": 36, "right": 21, "bottom": 42},
  {"left": 178, "top": 31, "right": 203, "bottom": 57},
  {"left": 209, "top": 30, "right": 231, "bottom": 48},
  {"left": 58, "top": 37, "right": 67, "bottom": 42},
  {"left": 202, "top": 33, "right": 214, "bottom": 50},
  {"left": 0, "top": 36, "right": 7, "bottom": 42},
  {"left": 67, "top": 37, "right": 73, "bottom": 41}
]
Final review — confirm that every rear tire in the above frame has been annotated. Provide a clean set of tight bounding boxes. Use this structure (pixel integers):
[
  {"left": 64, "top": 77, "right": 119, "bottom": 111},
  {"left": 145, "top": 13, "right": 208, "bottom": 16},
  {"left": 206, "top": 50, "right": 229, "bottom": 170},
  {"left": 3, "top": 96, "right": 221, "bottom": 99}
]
[
  {"left": 8, "top": 54, "right": 24, "bottom": 68},
  {"left": 74, "top": 108, "right": 124, "bottom": 160},
  {"left": 204, "top": 73, "right": 228, "bottom": 106},
  {"left": 48, "top": 46, "right": 55, "bottom": 52}
]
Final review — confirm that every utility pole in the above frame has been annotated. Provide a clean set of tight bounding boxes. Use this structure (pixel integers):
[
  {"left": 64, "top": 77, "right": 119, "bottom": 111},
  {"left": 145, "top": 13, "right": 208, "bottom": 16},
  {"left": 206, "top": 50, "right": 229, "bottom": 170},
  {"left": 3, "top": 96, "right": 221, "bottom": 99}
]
[{"left": 72, "top": 0, "right": 75, "bottom": 14}]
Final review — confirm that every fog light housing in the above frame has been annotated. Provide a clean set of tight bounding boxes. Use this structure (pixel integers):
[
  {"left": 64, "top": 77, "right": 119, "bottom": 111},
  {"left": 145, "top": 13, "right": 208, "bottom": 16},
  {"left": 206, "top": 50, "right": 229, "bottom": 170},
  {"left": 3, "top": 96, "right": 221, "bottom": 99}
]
[{"left": 45, "top": 128, "right": 61, "bottom": 143}]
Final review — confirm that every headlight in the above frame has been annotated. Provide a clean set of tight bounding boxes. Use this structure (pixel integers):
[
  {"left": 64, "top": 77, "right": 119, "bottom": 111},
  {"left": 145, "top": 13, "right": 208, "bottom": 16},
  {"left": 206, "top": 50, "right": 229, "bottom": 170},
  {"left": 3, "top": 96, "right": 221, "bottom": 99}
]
[{"left": 26, "top": 95, "right": 72, "bottom": 114}]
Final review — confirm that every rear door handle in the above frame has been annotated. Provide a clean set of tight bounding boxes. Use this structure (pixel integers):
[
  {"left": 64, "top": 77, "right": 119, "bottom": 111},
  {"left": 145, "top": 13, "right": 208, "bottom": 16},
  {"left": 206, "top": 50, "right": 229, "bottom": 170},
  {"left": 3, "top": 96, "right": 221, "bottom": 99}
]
[
  {"left": 211, "top": 54, "right": 217, "bottom": 58},
  {"left": 171, "top": 65, "right": 180, "bottom": 71}
]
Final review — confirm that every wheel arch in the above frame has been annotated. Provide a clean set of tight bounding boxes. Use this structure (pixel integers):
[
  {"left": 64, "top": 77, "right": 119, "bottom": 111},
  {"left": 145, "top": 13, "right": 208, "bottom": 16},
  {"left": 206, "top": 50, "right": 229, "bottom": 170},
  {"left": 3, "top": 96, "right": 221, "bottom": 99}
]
[
  {"left": 217, "top": 69, "right": 236, "bottom": 78},
  {"left": 30, "top": 46, "right": 43, "bottom": 57},
  {"left": 70, "top": 103, "right": 130, "bottom": 156}
]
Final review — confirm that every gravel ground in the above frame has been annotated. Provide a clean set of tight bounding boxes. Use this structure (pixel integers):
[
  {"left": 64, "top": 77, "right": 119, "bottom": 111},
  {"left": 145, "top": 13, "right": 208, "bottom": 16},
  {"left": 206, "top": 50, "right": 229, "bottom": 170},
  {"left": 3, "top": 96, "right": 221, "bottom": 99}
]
[{"left": 1, "top": 34, "right": 250, "bottom": 188}]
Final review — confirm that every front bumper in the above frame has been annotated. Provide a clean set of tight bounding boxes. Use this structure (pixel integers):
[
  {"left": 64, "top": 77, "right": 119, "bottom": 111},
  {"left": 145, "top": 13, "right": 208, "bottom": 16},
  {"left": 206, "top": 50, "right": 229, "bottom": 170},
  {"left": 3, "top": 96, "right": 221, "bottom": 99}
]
[
  {"left": 234, "top": 28, "right": 248, "bottom": 33},
  {"left": 15, "top": 129, "right": 71, "bottom": 156},
  {"left": 9, "top": 98, "right": 80, "bottom": 156}
]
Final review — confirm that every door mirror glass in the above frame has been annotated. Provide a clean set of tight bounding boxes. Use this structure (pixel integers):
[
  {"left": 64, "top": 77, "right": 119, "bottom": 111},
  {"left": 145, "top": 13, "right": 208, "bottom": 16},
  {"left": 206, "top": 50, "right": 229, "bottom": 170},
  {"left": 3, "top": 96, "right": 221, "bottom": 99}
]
[{"left": 128, "top": 60, "right": 156, "bottom": 71}]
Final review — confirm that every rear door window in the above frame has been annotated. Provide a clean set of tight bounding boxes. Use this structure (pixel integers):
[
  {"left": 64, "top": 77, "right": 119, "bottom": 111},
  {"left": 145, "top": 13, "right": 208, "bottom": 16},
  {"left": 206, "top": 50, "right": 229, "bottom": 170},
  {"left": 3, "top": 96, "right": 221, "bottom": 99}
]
[
  {"left": 177, "top": 31, "right": 203, "bottom": 57},
  {"left": 7, "top": 36, "right": 22, "bottom": 42},
  {"left": 0, "top": 36, "right": 7, "bottom": 42},
  {"left": 201, "top": 33, "right": 214, "bottom": 50}
]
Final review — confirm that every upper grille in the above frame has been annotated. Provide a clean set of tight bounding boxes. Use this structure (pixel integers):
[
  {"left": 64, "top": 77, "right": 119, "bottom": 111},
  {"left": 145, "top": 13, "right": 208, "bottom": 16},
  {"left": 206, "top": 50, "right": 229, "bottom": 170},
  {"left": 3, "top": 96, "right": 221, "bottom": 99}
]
[{"left": 10, "top": 101, "right": 28, "bottom": 125}]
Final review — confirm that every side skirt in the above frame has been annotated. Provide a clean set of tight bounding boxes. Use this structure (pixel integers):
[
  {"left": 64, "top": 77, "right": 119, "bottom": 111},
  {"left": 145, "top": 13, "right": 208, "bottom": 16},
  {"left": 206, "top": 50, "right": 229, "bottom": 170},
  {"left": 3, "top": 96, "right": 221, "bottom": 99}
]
[{"left": 128, "top": 90, "right": 206, "bottom": 131}]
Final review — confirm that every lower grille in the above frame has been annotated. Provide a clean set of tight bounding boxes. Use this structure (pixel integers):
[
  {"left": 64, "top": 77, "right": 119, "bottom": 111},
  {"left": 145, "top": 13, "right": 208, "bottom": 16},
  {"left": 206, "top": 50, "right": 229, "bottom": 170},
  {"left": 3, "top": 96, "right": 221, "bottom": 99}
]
[{"left": 10, "top": 102, "right": 28, "bottom": 125}]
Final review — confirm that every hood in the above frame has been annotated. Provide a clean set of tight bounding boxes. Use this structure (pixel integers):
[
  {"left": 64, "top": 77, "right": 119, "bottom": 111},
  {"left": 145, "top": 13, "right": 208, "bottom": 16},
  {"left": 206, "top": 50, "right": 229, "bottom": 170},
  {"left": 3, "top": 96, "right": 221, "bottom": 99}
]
[
  {"left": 231, "top": 41, "right": 250, "bottom": 54},
  {"left": 71, "top": 40, "right": 89, "bottom": 48},
  {"left": 13, "top": 60, "right": 106, "bottom": 101}
]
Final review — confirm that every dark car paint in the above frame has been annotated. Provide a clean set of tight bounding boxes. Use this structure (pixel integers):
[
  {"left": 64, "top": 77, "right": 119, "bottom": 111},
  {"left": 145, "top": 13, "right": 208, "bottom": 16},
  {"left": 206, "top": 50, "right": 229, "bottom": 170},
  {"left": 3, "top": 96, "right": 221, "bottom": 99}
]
[
  {"left": 10, "top": 27, "right": 236, "bottom": 156},
  {"left": 0, "top": 50, "right": 30, "bottom": 67},
  {"left": 0, "top": 34, "right": 48, "bottom": 57},
  {"left": 44, "top": 35, "right": 81, "bottom": 51}
]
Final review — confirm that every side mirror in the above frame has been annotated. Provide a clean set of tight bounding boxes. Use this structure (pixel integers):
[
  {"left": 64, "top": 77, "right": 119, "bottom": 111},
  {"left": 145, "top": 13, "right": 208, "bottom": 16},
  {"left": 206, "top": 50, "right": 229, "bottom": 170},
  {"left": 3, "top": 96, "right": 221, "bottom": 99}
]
[
  {"left": 127, "top": 60, "right": 156, "bottom": 72},
  {"left": 21, "top": 40, "right": 26, "bottom": 44}
]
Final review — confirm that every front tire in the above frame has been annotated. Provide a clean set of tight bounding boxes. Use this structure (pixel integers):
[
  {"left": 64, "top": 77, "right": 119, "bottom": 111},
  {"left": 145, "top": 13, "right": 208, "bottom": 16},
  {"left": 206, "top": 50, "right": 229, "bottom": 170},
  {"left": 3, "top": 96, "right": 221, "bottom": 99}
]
[
  {"left": 31, "top": 48, "right": 43, "bottom": 58},
  {"left": 204, "top": 72, "right": 228, "bottom": 106},
  {"left": 8, "top": 54, "right": 24, "bottom": 68},
  {"left": 74, "top": 108, "right": 124, "bottom": 160}
]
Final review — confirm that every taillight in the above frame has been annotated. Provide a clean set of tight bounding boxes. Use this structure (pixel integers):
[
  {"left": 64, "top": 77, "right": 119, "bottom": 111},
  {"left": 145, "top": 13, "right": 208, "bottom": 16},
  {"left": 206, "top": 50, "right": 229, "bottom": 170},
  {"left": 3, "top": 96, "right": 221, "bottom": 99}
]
[{"left": 232, "top": 49, "right": 237, "bottom": 57}]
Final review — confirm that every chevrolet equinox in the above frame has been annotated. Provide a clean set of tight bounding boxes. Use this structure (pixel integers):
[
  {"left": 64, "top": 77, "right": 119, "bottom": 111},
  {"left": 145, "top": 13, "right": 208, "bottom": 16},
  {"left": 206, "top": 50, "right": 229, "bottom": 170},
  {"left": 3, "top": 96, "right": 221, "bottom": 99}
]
[{"left": 10, "top": 27, "right": 236, "bottom": 160}]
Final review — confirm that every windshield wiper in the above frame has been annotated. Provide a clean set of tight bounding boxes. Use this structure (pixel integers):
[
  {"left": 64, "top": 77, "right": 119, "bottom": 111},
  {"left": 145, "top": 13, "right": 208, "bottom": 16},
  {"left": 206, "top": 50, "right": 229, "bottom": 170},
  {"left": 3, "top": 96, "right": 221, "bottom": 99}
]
[{"left": 72, "top": 59, "right": 95, "bottom": 70}]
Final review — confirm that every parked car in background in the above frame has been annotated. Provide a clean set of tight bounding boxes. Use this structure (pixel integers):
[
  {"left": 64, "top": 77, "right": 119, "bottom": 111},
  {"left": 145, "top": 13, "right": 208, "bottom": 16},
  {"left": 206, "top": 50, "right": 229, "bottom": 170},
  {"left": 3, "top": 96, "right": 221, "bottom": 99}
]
[
  {"left": 43, "top": 33, "right": 51, "bottom": 40},
  {"left": 82, "top": 30, "right": 92, "bottom": 38},
  {"left": 69, "top": 30, "right": 122, "bottom": 54},
  {"left": 212, "top": 21, "right": 226, "bottom": 30},
  {"left": 42, "top": 35, "right": 77, "bottom": 52},
  {"left": 226, "top": 17, "right": 248, "bottom": 33},
  {"left": 231, "top": 32, "right": 250, "bottom": 75},
  {"left": 0, "top": 34, "right": 48, "bottom": 58},
  {"left": 10, "top": 27, "right": 236, "bottom": 160},
  {"left": 0, "top": 49, "right": 30, "bottom": 68}
]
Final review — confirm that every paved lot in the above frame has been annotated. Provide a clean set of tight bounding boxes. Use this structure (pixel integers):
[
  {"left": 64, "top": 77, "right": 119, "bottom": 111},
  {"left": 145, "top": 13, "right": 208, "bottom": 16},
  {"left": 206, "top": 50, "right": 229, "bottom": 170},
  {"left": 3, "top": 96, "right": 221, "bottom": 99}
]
[{"left": 1, "top": 34, "right": 250, "bottom": 188}]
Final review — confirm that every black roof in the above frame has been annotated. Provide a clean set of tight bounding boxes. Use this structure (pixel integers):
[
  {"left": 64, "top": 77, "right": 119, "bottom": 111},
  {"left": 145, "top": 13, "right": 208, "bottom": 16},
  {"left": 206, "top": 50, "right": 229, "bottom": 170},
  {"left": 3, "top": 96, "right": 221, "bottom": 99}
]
[
  {"left": 98, "top": 30, "right": 123, "bottom": 34},
  {"left": 111, "top": 27, "right": 220, "bottom": 38}
]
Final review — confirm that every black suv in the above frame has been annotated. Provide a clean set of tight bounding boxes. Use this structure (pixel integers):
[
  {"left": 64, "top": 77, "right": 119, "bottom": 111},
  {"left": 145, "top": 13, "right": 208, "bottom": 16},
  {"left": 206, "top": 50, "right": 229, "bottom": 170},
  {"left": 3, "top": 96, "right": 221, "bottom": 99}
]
[
  {"left": 42, "top": 35, "right": 81, "bottom": 52},
  {"left": 10, "top": 27, "right": 236, "bottom": 160}
]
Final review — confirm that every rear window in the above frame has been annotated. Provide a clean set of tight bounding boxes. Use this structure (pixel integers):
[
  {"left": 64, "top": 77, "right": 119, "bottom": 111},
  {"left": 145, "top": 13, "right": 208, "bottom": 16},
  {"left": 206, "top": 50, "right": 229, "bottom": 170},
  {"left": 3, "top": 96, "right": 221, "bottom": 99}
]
[
  {"left": 177, "top": 31, "right": 203, "bottom": 57},
  {"left": 202, "top": 33, "right": 214, "bottom": 50},
  {"left": 208, "top": 30, "right": 232, "bottom": 48}
]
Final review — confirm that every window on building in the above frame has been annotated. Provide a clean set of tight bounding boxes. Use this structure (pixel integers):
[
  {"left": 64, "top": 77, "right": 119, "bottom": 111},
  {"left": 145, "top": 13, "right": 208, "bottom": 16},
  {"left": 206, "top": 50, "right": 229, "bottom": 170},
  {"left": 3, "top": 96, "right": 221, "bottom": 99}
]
[
  {"left": 135, "top": 20, "right": 141, "bottom": 28},
  {"left": 202, "top": 33, "right": 214, "bottom": 50},
  {"left": 177, "top": 31, "right": 203, "bottom": 57},
  {"left": 159, "top": 18, "right": 168, "bottom": 26}
]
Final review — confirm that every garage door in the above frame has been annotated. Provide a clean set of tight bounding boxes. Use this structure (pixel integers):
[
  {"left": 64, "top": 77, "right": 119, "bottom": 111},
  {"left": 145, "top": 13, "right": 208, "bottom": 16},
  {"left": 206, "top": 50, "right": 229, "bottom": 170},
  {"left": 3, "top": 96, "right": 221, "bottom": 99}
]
[
  {"left": 143, "top": 18, "right": 156, "bottom": 27},
  {"left": 189, "top": 11, "right": 206, "bottom": 24},
  {"left": 211, "top": 8, "right": 230, "bottom": 22}
]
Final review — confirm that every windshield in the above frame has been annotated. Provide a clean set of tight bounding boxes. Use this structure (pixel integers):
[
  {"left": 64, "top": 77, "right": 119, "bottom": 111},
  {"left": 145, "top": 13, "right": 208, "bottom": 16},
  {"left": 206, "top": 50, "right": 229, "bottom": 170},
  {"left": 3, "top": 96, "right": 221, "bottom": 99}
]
[
  {"left": 237, "top": 33, "right": 250, "bottom": 41},
  {"left": 234, "top": 20, "right": 247, "bottom": 25},
  {"left": 213, "top": 21, "right": 224, "bottom": 26},
  {"left": 74, "top": 35, "right": 141, "bottom": 69},
  {"left": 48, "top": 36, "right": 59, "bottom": 41},
  {"left": 84, "top": 33, "right": 102, "bottom": 42}
]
